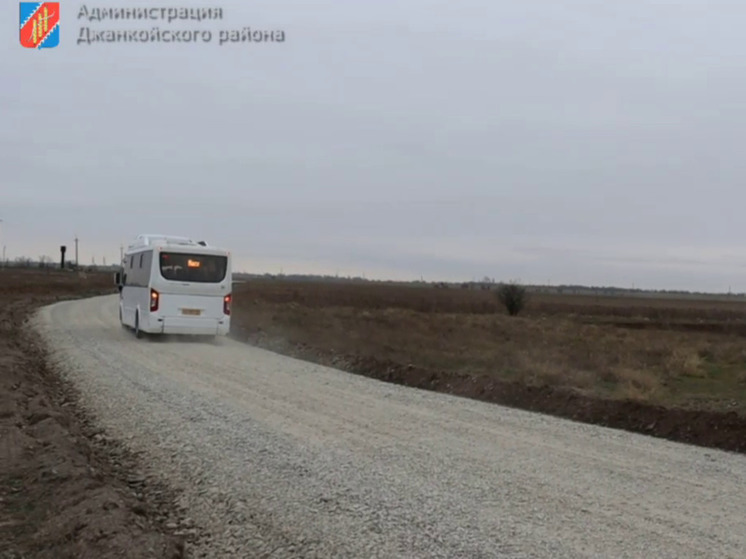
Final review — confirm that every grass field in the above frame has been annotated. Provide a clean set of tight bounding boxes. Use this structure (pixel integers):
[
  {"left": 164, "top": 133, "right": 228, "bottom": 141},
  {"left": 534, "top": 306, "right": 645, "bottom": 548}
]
[{"left": 230, "top": 279, "right": 746, "bottom": 424}]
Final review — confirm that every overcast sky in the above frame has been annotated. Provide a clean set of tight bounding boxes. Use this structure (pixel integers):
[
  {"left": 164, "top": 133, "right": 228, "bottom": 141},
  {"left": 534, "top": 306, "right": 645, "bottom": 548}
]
[{"left": 3, "top": 0, "right": 746, "bottom": 291}]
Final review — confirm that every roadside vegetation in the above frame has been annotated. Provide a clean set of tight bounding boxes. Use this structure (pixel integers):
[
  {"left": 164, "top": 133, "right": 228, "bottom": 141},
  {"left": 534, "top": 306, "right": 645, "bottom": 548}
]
[{"left": 231, "top": 278, "right": 746, "bottom": 452}]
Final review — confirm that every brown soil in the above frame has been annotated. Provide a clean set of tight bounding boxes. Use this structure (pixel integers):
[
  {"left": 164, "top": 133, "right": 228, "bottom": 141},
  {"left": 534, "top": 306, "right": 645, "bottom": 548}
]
[
  {"left": 230, "top": 279, "right": 746, "bottom": 455},
  {"left": 0, "top": 268, "right": 190, "bottom": 559}
]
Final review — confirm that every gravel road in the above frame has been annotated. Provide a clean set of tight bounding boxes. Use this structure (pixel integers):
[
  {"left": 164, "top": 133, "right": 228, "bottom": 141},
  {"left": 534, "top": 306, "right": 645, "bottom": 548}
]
[{"left": 32, "top": 294, "right": 746, "bottom": 558}]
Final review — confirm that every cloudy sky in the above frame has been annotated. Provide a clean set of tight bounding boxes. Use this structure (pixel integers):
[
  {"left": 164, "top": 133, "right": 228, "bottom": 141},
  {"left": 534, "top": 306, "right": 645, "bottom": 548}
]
[{"left": 3, "top": 0, "right": 746, "bottom": 291}]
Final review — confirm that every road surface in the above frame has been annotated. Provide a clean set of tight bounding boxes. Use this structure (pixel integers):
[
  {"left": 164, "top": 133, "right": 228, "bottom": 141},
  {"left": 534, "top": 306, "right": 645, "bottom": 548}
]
[{"left": 32, "top": 295, "right": 746, "bottom": 558}]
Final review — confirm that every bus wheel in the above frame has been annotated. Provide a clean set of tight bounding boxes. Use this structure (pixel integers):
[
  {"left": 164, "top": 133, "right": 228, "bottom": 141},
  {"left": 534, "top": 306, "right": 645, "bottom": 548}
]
[{"left": 134, "top": 312, "right": 142, "bottom": 339}]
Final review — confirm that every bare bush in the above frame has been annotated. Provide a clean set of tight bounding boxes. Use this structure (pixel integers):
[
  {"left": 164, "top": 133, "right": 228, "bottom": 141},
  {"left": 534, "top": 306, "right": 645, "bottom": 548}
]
[{"left": 496, "top": 281, "right": 528, "bottom": 316}]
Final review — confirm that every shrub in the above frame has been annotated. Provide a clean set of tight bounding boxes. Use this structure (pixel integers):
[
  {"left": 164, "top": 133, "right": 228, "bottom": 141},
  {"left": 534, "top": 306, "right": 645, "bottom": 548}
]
[{"left": 496, "top": 281, "right": 528, "bottom": 316}]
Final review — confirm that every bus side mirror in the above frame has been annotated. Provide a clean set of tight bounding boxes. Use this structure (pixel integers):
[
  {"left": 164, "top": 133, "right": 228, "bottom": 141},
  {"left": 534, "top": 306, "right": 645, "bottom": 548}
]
[{"left": 114, "top": 272, "right": 121, "bottom": 285}]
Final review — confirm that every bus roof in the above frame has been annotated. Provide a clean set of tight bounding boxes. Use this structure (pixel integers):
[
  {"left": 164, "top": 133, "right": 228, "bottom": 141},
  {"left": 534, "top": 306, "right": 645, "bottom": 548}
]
[
  {"left": 127, "top": 234, "right": 219, "bottom": 250},
  {"left": 124, "top": 235, "right": 230, "bottom": 256}
]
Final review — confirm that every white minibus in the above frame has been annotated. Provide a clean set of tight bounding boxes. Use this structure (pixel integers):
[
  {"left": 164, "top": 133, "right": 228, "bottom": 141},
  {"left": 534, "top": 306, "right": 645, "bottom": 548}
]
[{"left": 115, "top": 234, "right": 232, "bottom": 338}]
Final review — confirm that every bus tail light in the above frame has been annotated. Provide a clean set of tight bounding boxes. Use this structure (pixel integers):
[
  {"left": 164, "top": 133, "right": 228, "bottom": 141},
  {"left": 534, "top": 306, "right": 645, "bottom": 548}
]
[
  {"left": 150, "top": 288, "right": 159, "bottom": 312},
  {"left": 223, "top": 293, "right": 231, "bottom": 315}
]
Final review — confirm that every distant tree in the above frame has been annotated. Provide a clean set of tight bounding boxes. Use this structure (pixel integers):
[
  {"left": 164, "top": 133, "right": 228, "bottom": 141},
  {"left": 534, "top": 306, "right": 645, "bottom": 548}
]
[{"left": 495, "top": 281, "right": 528, "bottom": 316}]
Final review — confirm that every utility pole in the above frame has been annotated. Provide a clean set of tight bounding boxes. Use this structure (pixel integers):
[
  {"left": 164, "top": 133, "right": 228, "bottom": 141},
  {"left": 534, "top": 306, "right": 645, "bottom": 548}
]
[
  {"left": 120, "top": 244, "right": 124, "bottom": 262},
  {"left": 75, "top": 235, "right": 79, "bottom": 268}
]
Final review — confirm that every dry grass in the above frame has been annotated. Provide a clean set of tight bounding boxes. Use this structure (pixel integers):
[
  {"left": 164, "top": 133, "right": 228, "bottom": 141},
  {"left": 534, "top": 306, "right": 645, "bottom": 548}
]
[
  {"left": 231, "top": 280, "right": 746, "bottom": 415},
  {"left": 0, "top": 267, "right": 114, "bottom": 296}
]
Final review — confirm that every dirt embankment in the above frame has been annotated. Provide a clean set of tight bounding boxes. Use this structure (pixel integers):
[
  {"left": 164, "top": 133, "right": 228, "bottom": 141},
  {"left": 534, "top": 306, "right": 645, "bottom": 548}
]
[
  {"left": 0, "top": 269, "right": 187, "bottom": 559},
  {"left": 230, "top": 279, "right": 746, "bottom": 455}
]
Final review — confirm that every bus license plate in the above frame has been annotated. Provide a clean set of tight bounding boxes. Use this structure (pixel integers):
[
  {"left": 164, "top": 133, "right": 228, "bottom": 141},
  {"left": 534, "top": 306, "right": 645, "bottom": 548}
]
[{"left": 182, "top": 308, "right": 201, "bottom": 316}]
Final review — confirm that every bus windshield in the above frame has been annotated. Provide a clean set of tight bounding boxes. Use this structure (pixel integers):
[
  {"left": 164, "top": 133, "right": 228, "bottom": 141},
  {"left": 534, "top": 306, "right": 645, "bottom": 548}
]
[{"left": 159, "top": 252, "right": 228, "bottom": 283}]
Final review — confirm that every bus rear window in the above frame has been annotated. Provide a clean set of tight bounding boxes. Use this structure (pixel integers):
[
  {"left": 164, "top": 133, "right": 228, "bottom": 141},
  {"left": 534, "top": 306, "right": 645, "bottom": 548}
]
[{"left": 159, "top": 252, "right": 228, "bottom": 283}]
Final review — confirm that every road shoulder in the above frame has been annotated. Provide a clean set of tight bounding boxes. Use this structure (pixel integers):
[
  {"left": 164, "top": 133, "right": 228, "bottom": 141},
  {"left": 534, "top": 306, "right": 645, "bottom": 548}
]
[{"left": 1, "top": 288, "right": 187, "bottom": 558}]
